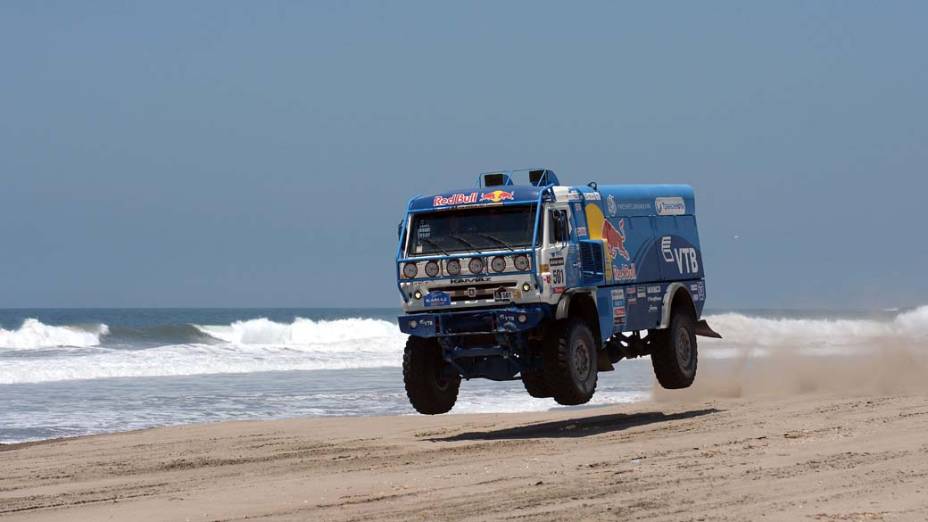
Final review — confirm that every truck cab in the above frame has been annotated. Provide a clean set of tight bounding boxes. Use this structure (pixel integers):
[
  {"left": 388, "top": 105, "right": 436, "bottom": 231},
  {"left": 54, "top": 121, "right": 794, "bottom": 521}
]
[{"left": 396, "top": 169, "right": 719, "bottom": 414}]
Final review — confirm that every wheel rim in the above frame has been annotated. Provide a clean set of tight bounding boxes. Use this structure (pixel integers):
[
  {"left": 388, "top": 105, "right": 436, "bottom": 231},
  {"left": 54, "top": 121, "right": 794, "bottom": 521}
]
[
  {"left": 676, "top": 327, "right": 693, "bottom": 369},
  {"left": 573, "top": 338, "right": 591, "bottom": 381}
]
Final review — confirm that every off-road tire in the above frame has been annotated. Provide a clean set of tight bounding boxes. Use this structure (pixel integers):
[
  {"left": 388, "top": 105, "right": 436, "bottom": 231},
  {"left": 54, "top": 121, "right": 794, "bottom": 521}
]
[
  {"left": 521, "top": 367, "right": 552, "bottom": 398},
  {"left": 650, "top": 308, "right": 698, "bottom": 389},
  {"left": 543, "top": 319, "right": 598, "bottom": 405},
  {"left": 403, "top": 336, "right": 460, "bottom": 414}
]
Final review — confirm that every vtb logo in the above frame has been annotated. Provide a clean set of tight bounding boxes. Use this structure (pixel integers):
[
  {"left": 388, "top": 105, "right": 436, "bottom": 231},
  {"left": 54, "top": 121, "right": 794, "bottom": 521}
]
[
  {"left": 661, "top": 236, "right": 698, "bottom": 274},
  {"left": 479, "top": 190, "right": 515, "bottom": 203}
]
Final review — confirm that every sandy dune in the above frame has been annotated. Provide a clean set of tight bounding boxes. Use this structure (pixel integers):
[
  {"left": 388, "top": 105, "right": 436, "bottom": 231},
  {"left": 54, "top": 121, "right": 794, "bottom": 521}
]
[{"left": 3, "top": 391, "right": 928, "bottom": 521}]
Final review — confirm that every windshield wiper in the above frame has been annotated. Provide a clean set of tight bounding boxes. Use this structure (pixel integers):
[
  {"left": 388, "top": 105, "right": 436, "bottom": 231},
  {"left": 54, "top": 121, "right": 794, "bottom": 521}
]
[
  {"left": 419, "top": 237, "right": 450, "bottom": 256},
  {"left": 448, "top": 234, "right": 483, "bottom": 253},
  {"left": 477, "top": 233, "right": 515, "bottom": 251}
]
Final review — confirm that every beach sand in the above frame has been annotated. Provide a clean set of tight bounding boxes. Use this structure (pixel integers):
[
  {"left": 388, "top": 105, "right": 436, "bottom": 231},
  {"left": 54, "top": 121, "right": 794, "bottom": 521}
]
[{"left": 3, "top": 388, "right": 928, "bottom": 521}]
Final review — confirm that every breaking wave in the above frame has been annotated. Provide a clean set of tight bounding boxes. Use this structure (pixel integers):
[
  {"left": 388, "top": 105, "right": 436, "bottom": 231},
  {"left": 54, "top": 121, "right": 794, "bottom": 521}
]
[
  {"left": 2, "top": 307, "right": 927, "bottom": 385},
  {"left": 699, "top": 305, "right": 928, "bottom": 359},
  {"left": 194, "top": 317, "right": 401, "bottom": 347},
  {"left": 0, "top": 317, "right": 407, "bottom": 385},
  {"left": 0, "top": 319, "right": 109, "bottom": 350}
]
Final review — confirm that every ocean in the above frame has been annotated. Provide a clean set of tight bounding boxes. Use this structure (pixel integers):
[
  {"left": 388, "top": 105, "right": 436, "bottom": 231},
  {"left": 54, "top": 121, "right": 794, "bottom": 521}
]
[{"left": 2, "top": 306, "right": 927, "bottom": 444}]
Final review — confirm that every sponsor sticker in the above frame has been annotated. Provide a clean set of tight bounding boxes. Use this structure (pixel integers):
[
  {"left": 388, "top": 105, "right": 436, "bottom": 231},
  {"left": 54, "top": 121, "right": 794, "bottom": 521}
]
[
  {"left": 423, "top": 291, "right": 451, "bottom": 307},
  {"left": 417, "top": 224, "right": 431, "bottom": 239},
  {"left": 576, "top": 226, "right": 587, "bottom": 237},
  {"left": 613, "top": 306, "right": 626, "bottom": 325},
  {"left": 479, "top": 190, "right": 515, "bottom": 203},
  {"left": 612, "top": 289, "right": 626, "bottom": 325},
  {"left": 550, "top": 256, "right": 566, "bottom": 293},
  {"left": 655, "top": 196, "right": 686, "bottom": 215},
  {"left": 434, "top": 192, "right": 478, "bottom": 206},
  {"left": 586, "top": 192, "right": 601, "bottom": 201},
  {"left": 647, "top": 285, "right": 661, "bottom": 294},
  {"left": 494, "top": 288, "right": 512, "bottom": 302},
  {"left": 661, "top": 236, "right": 699, "bottom": 274},
  {"left": 607, "top": 194, "right": 618, "bottom": 217},
  {"left": 617, "top": 201, "right": 651, "bottom": 211},
  {"left": 614, "top": 263, "right": 637, "bottom": 282},
  {"left": 637, "top": 286, "right": 646, "bottom": 298}
]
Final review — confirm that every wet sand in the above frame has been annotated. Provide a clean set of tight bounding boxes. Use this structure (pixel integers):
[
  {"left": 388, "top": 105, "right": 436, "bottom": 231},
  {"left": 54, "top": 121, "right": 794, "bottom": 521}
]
[{"left": 3, "top": 392, "right": 928, "bottom": 521}]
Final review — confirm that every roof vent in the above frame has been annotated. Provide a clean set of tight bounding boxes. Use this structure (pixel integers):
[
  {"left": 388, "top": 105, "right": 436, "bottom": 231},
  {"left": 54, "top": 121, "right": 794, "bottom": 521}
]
[
  {"left": 483, "top": 172, "right": 512, "bottom": 187},
  {"left": 530, "top": 169, "right": 559, "bottom": 187}
]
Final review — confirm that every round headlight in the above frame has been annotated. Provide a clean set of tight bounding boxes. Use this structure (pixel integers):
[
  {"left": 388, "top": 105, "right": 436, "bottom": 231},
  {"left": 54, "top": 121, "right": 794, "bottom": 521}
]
[
  {"left": 468, "top": 257, "right": 484, "bottom": 274},
  {"left": 425, "top": 261, "right": 440, "bottom": 278},
  {"left": 403, "top": 262, "right": 418, "bottom": 278},
  {"left": 513, "top": 255, "right": 530, "bottom": 271},
  {"left": 491, "top": 256, "right": 506, "bottom": 273},
  {"left": 445, "top": 259, "right": 461, "bottom": 275}
]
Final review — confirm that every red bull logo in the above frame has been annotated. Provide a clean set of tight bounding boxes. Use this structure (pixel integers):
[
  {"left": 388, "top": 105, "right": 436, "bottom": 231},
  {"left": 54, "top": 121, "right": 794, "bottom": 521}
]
[
  {"left": 433, "top": 192, "right": 478, "bottom": 206},
  {"left": 602, "top": 218, "right": 630, "bottom": 261},
  {"left": 479, "top": 190, "right": 515, "bottom": 203}
]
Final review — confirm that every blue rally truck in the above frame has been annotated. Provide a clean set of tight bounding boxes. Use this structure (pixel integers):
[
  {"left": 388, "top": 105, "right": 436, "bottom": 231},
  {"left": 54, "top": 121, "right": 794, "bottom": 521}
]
[{"left": 396, "top": 169, "right": 720, "bottom": 414}]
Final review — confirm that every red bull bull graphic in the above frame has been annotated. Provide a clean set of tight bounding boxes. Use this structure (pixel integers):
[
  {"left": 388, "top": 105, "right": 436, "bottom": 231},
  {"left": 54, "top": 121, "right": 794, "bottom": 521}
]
[
  {"left": 479, "top": 190, "right": 515, "bottom": 203},
  {"left": 602, "top": 218, "right": 630, "bottom": 261}
]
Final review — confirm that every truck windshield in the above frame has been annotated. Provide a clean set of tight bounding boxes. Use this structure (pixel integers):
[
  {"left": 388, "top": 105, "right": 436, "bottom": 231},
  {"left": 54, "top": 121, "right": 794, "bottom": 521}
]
[{"left": 407, "top": 204, "right": 537, "bottom": 257}]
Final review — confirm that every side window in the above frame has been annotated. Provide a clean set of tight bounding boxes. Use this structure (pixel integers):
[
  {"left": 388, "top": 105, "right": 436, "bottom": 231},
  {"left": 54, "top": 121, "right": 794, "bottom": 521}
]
[{"left": 549, "top": 209, "right": 570, "bottom": 244}]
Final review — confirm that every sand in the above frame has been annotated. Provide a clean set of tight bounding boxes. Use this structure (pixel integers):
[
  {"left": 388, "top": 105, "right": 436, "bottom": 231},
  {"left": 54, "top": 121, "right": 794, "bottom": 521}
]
[{"left": 3, "top": 389, "right": 928, "bottom": 521}]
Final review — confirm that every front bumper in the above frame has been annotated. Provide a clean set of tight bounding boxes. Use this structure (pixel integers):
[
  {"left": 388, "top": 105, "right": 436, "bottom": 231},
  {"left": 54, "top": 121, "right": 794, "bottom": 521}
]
[{"left": 398, "top": 304, "right": 551, "bottom": 337}]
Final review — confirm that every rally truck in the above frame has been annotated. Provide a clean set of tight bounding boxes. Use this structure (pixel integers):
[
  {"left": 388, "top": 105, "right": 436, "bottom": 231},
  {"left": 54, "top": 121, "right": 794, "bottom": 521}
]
[{"left": 395, "top": 169, "right": 720, "bottom": 414}]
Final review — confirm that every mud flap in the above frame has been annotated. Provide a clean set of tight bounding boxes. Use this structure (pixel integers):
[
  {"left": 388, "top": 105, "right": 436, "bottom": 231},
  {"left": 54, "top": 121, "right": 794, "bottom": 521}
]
[
  {"left": 596, "top": 349, "right": 615, "bottom": 372},
  {"left": 694, "top": 319, "right": 722, "bottom": 338}
]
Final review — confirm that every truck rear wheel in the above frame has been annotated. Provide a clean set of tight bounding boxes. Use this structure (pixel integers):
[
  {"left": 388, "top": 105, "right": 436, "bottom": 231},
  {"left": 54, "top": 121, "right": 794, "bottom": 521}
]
[
  {"left": 521, "top": 367, "right": 552, "bottom": 398},
  {"left": 650, "top": 308, "right": 698, "bottom": 389},
  {"left": 403, "top": 336, "right": 460, "bottom": 414},
  {"left": 544, "top": 319, "right": 598, "bottom": 405}
]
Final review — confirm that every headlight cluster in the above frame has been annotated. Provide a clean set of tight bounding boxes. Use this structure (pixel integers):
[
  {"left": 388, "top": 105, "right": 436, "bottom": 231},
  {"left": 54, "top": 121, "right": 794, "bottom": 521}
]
[
  {"left": 425, "top": 260, "right": 440, "bottom": 278},
  {"left": 401, "top": 254, "right": 531, "bottom": 278}
]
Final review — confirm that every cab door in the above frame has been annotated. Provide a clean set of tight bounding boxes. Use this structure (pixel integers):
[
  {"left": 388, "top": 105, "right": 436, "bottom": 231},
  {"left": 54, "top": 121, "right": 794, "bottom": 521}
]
[{"left": 543, "top": 204, "right": 578, "bottom": 294}]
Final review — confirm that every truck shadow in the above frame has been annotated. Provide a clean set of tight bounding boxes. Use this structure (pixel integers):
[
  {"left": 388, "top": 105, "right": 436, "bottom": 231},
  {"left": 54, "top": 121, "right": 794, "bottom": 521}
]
[{"left": 429, "top": 408, "right": 719, "bottom": 442}]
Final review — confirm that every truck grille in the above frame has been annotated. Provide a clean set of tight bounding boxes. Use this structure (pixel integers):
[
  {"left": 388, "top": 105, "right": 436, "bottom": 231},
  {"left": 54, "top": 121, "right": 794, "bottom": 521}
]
[{"left": 430, "top": 282, "right": 517, "bottom": 303}]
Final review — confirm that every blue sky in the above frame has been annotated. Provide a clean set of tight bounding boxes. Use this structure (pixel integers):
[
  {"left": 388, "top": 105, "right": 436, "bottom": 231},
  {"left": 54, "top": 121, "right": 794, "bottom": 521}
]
[{"left": 1, "top": 1, "right": 926, "bottom": 309}]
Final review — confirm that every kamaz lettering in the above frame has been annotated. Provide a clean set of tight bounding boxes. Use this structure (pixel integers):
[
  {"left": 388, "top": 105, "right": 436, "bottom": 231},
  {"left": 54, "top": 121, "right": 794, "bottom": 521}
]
[{"left": 395, "top": 168, "right": 720, "bottom": 414}]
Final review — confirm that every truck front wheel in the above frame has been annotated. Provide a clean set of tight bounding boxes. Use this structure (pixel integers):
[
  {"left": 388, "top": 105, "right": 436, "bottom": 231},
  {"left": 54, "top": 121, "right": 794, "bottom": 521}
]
[
  {"left": 403, "top": 336, "right": 460, "bottom": 414},
  {"left": 650, "top": 308, "right": 698, "bottom": 389},
  {"left": 521, "top": 367, "right": 552, "bottom": 398},
  {"left": 544, "top": 319, "right": 598, "bottom": 405}
]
